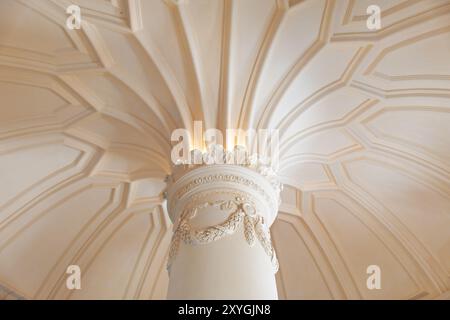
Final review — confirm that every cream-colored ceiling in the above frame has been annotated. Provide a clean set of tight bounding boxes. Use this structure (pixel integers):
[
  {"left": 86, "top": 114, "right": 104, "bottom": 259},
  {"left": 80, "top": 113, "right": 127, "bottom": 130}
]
[{"left": 0, "top": 0, "right": 449, "bottom": 300}]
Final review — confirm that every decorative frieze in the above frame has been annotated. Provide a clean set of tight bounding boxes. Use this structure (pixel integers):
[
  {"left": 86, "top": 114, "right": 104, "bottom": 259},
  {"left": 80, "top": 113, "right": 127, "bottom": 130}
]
[
  {"left": 167, "top": 194, "right": 279, "bottom": 273},
  {"left": 166, "top": 154, "right": 282, "bottom": 279},
  {"left": 170, "top": 144, "right": 283, "bottom": 197}
]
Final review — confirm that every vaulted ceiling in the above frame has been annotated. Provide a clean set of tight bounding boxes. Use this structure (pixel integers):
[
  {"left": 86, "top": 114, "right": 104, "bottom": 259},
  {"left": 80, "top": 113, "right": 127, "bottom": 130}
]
[{"left": 0, "top": 0, "right": 449, "bottom": 300}]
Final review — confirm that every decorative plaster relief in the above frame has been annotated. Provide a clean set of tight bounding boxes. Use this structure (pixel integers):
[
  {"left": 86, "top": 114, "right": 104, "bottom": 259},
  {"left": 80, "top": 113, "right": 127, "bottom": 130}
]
[{"left": 167, "top": 193, "right": 279, "bottom": 273}]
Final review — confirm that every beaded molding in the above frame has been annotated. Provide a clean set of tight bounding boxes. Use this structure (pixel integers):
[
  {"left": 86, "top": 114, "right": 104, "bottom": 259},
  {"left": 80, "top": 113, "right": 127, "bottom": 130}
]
[
  {"left": 171, "top": 144, "right": 283, "bottom": 197},
  {"left": 174, "top": 173, "right": 275, "bottom": 211}
]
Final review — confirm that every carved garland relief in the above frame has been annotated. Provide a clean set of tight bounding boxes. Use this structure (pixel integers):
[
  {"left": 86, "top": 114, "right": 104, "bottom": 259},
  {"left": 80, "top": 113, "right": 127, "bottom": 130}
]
[{"left": 167, "top": 193, "right": 279, "bottom": 273}]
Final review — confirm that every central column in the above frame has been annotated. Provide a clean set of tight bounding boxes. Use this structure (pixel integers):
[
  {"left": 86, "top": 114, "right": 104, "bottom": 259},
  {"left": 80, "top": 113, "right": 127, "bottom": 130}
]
[{"left": 166, "top": 163, "right": 281, "bottom": 299}]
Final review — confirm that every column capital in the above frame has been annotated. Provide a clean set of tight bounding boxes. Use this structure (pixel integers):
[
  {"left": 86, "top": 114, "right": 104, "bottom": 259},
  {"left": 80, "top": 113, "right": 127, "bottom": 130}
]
[
  {"left": 166, "top": 164, "right": 282, "bottom": 227},
  {"left": 165, "top": 164, "right": 281, "bottom": 275}
]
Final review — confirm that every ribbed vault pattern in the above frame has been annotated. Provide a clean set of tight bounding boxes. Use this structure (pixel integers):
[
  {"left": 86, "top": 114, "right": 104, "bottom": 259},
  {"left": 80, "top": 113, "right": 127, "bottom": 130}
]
[{"left": 0, "top": 0, "right": 449, "bottom": 299}]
